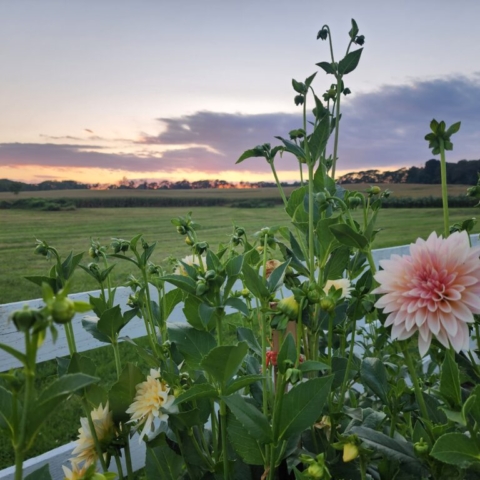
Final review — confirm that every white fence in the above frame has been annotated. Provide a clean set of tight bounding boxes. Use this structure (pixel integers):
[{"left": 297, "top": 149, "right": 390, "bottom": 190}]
[{"left": 0, "top": 240, "right": 477, "bottom": 479}]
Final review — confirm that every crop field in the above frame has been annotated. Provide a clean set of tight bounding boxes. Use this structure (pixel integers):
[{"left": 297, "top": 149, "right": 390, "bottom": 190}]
[{"left": 0, "top": 204, "right": 478, "bottom": 304}]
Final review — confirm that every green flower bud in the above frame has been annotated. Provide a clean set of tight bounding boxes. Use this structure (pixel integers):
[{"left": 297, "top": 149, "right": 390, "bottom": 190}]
[
  {"left": 177, "top": 225, "right": 187, "bottom": 235},
  {"left": 320, "top": 297, "right": 336, "bottom": 313},
  {"left": 51, "top": 297, "right": 75, "bottom": 324},
  {"left": 235, "top": 227, "right": 246, "bottom": 237},
  {"left": 414, "top": 438, "right": 430, "bottom": 455},
  {"left": 204, "top": 270, "right": 216, "bottom": 281},
  {"left": 193, "top": 241, "right": 208, "bottom": 255},
  {"left": 277, "top": 296, "right": 300, "bottom": 319},
  {"left": 369, "top": 186, "right": 381, "bottom": 195},
  {"left": 343, "top": 443, "right": 359, "bottom": 462},
  {"left": 317, "top": 28, "right": 328, "bottom": 40},
  {"left": 196, "top": 279, "right": 208, "bottom": 296},
  {"left": 307, "top": 463, "right": 325, "bottom": 479},
  {"left": 348, "top": 196, "right": 361, "bottom": 209},
  {"left": 185, "top": 235, "right": 194, "bottom": 246},
  {"left": 11, "top": 306, "right": 38, "bottom": 332},
  {"left": 354, "top": 35, "right": 365, "bottom": 45},
  {"left": 34, "top": 243, "right": 49, "bottom": 256},
  {"left": 294, "top": 95, "right": 305, "bottom": 106}
]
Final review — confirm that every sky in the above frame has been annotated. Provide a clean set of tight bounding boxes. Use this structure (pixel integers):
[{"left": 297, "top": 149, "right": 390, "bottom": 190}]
[{"left": 1, "top": 0, "right": 480, "bottom": 185}]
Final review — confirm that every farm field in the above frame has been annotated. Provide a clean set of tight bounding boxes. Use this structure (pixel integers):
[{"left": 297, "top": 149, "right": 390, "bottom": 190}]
[
  {"left": 0, "top": 205, "right": 478, "bottom": 304},
  {"left": 0, "top": 183, "right": 472, "bottom": 202}
]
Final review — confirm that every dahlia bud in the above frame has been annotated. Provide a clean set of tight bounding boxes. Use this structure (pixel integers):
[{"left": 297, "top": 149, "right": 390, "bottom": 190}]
[
  {"left": 51, "top": 297, "right": 75, "bottom": 324},
  {"left": 343, "top": 443, "right": 359, "bottom": 462},
  {"left": 11, "top": 306, "right": 38, "bottom": 332},
  {"left": 320, "top": 297, "right": 336, "bottom": 313},
  {"left": 277, "top": 296, "right": 300, "bottom": 320}
]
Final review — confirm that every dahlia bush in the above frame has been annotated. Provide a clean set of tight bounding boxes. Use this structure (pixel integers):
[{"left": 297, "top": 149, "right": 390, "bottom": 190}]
[{"left": 3, "top": 17, "right": 480, "bottom": 480}]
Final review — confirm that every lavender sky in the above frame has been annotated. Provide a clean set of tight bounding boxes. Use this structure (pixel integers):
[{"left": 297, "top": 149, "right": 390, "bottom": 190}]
[{"left": 1, "top": 0, "right": 480, "bottom": 185}]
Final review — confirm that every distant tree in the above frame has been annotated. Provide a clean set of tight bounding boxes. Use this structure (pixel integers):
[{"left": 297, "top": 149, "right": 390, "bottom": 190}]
[{"left": 8, "top": 181, "right": 23, "bottom": 195}]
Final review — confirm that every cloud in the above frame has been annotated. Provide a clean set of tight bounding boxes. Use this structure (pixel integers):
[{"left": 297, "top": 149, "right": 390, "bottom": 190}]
[
  {"left": 40, "top": 134, "right": 82, "bottom": 141},
  {"left": 2, "top": 76, "right": 480, "bottom": 179}
]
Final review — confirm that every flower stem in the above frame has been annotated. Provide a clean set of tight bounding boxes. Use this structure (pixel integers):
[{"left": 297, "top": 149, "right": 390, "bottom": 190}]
[
  {"left": 113, "top": 451, "right": 125, "bottom": 480},
  {"left": 269, "top": 162, "right": 288, "bottom": 208},
  {"left": 307, "top": 162, "right": 315, "bottom": 281},
  {"left": 401, "top": 343, "right": 429, "bottom": 423},
  {"left": 64, "top": 321, "right": 77, "bottom": 355},
  {"left": 338, "top": 316, "right": 357, "bottom": 409},
  {"left": 112, "top": 341, "right": 122, "bottom": 380},
  {"left": 220, "top": 400, "right": 229, "bottom": 480},
  {"left": 331, "top": 78, "right": 342, "bottom": 181},
  {"left": 14, "top": 449, "right": 23, "bottom": 480},
  {"left": 123, "top": 434, "right": 134, "bottom": 480},
  {"left": 439, "top": 138, "right": 450, "bottom": 238}
]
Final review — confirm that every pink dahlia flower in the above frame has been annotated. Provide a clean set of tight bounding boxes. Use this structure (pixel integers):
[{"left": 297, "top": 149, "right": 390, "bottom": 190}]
[{"left": 373, "top": 231, "right": 480, "bottom": 357}]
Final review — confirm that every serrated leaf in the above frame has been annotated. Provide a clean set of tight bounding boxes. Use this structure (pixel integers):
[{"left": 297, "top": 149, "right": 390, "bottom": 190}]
[
  {"left": 168, "top": 324, "right": 216, "bottom": 368},
  {"left": 174, "top": 384, "right": 217, "bottom": 406},
  {"left": 440, "top": 350, "right": 462, "bottom": 408},
  {"left": 351, "top": 426, "right": 425, "bottom": 475},
  {"left": 361, "top": 357, "right": 390, "bottom": 405},
  {"left": 277, "top": 333, "right": 297, "bottom": 374},
  {"left": 329, "top": 223, "right": 368, "bottom": 250},
  {"left": 274, "top": 136, "right": 306, "bottom": 161},
  {"left": 225, "top": 374, "right": 263, "bottom": 396},
  {"left": 431, "top": 433, "right": 480, "bottom": 468},
  {"left": 24, "top": 465, "right": 52, "bottom": 480},
  {"left": 324, "top": 246, "right": 350, "bottom": 280},
  {"left": 308, "top": 115, "right": 330, "bottom": 163},
  {"left": 161, "top": 274, "right": 197, "bottom": 296},
  {"left": 236, "top": 148, "right": 265, "bottom": 164},
  {"left": 201, "top": 342, "right": 248, "bottom": 389},
  {"left": 227, "top": 414, "right": 265, "bottom": 465},
  {"left": 237, "top": 327, "right": 261, "bottom": 356},
  {"left": 225, "top": 297, "right": 249, "bottom": 316},
  {"left": 97, "top": 305, "right": 128, "bottom": 341},
  {"left": 298, "top": 361, "right": 330, "bottom": 373},
  {"left": 145, "top": 444, "right": 184, "bottom": 480},
  {"left": 242, "top": 263, "right": 270, "bottom": 299},
  {"left": 278, "top": 375, "right": 333, "bottom": 441},
  {"left": 222, "top": 394, "right": 272, "bottom": 444}
]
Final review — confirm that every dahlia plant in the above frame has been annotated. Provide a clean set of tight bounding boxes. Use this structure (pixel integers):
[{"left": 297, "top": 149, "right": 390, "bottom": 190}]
[{"left": 3, "top": 17, "right": 480, "bottom": 480}]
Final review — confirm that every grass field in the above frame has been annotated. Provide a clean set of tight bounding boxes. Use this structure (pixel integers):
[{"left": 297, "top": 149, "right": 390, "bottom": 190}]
[
  {"left": 0, "top": 183, "right": 471, "bottom": 202},
  {"left": 1, "top": 204, "right": 478, "bottom": 304}
]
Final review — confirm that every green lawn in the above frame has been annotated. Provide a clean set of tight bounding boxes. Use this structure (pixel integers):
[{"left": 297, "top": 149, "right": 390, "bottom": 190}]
[{"left": 0, "top": 206, "right": 478, "bottom": 304}]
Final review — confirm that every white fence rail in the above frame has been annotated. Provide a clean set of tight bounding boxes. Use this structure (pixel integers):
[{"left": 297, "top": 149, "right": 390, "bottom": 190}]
[{"left": 0, "top": 240, "right": 477, "bottom": 479}]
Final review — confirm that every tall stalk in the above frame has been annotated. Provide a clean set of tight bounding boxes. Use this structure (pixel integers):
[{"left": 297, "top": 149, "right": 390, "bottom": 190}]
[{"left": 439, "top": 138, "right": 450, "bottom": 238}]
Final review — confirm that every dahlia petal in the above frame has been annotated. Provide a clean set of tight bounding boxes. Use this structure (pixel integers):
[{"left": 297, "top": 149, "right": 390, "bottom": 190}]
[
  {"left": 435, "top": 328, "right": 450, "bottom": 350},
  {"left": 450, "top": 301, "right": 474, "bottom": 323},
  {"left": 415, "top": 309, "right": 426, "bottom": 327},
  {"left": 460, "top": 291, "right": 480, "bottom": 313},
  {"left": 439, "top": 312, "right": 457, "bottom": 337},
  {"left": 427, "top": 312, "right": 440, "bottom": 335},
  {"left": 418, "top": 332, "right": 431, "bottom": 357},
  {"left": 448, "top": 326, "right": 465, "bottom": 353},
  {"left": 443, "top": 289, "right": 462, "bottom": 301},
  {"left": 385, "top": 312, "right": 396, "bottom": 327}
]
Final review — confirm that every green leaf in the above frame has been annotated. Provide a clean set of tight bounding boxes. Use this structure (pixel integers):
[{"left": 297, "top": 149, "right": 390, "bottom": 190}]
[
  {"left": 224, "top": 297, "right": 249, "bottom": 316},
  {"left": 27, "top": 374, "right": 98, "bottom": 441},
  {"left": 145, "top": 444, "right": 184, "bottom": 480},
  {"left": 338, "top": 48, "right": 363, "bottom": 75},
  {"left": 0, "top": 342, "right": 27, "bottom": 366},
  {"left": 161, "top": 274, "right": 197, "bottom": 296},
  {"left": 109, "top": 363, "right": 144, "bottom": 424},
  {"left": 308, "top": 115, "right": 330, "bottom": 163},
  {"left": 277, "top": 333, "right": 297, "bottom": 374},
  {"left": 292, "top": 79, "right": 307, "bottom": 94},
  {"left": 236, "top": 148, "right": 265, "bottom": 164},
  {"left": 227, "top": 414, "right": 265, "bottom": 465},
  {"left": 237, "top": 327, "right": 261, "bottom": 356},
  {"left": 73, "top": 300, "right": 91, "bottom": 313},
  {"left": 82, "top": 317, "right": 111, "bottom": 344},
  {"left": 24, "top": 275, "right": 57, "bottom": 292},
  {"left": 168, "top": 324, "right": 216, "bottom": 368},
  {"left": 316, "top": 218, "right": 339, "bottom": 265},
  {"left": 329, "top": 223, "right": 368, "bottom": 250},
  {"left": 160, "top": 288, "right": 183, "bottom": 324},
  {"left": 24, "top": 465, "right": 52, "bottom": 480},
  {"left": 201, "top": 342, "right": 248, "bottom": 389},
  {"left": 182, "top": 296, "right": 209, "bottom": 331},
  {"left": 465, "top": 386, "right": 480, "bottom": 424},
  {"left": 198, "top": 303, "right": 216, "bottom": 329},
  {"left": 316, "top": 61, "right": 335, "bottom": 75},
  {"left": 446, "top": 121, "right": 461, "bottom": 136},
  {"left": 225, "top": 374, "right": 263, "bottom": 396},
  {"left": 242, "top": 263, "right": 270, "bottom": 299},
  {"left": 305, "top": 72, "right": 317, "bottom": 88},
  {"left": 278, "top": 375, "right": 333, "bottom": 441},
  {"left": 274, "top": 136, "right": 306, "bottom": 161},
  {"left": 431, "top": 433, "right": 480, "bottom": 468},
  {"left": 349, "top": 19, "right": 359, "bottom": 39},
  {"left": 351, "top": 426, "right": 425, "bottom": 475},
  {"left": 67, "top": 353, "right": 97, "bottom": 377},
  {"left": 0, "top": 386, "right": 13, "bottom": 431},
  {"left": 222, "top": 394, "right": 272, "bottom": 444},
  {"left": 97, "top": 305, "right": 128, "bottom": 341},
  {"left": 226, "top": 254, "right": 244, "bottom": 277},
  {"left": 324, "top": 246, "right": 350, "bottom": 280},
  {"left": 286, "top": 186, "right": 306, "bottom": 219},
  {"left": 267, "top": 259, "right": 291, "bottom": 293},
  {"left": 298, "top": 361, "right": 330, "bottom": 373},
  {"left": 360, "top": 357, "right": 390, "bottom": 405},
  {"left": 440, "top": 350, "right": 462, "bottom": 407},
  {"left": 174, "top": 383, "right": 218, "bottom": 406}
]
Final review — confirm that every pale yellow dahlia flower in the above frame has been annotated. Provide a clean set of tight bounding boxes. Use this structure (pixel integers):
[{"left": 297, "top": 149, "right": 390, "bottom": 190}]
[
  {"left": 323, "top": 278, "right": 352, "bottom": 300},
  {"left": 174, "top": 254, "right": 206, "bottom": 276},
  {"left": 126, "top": 369, "right": 176, "bottom": 441},
  {"left": 71, "top": 402, "right": 114, "bottom": 467}
]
